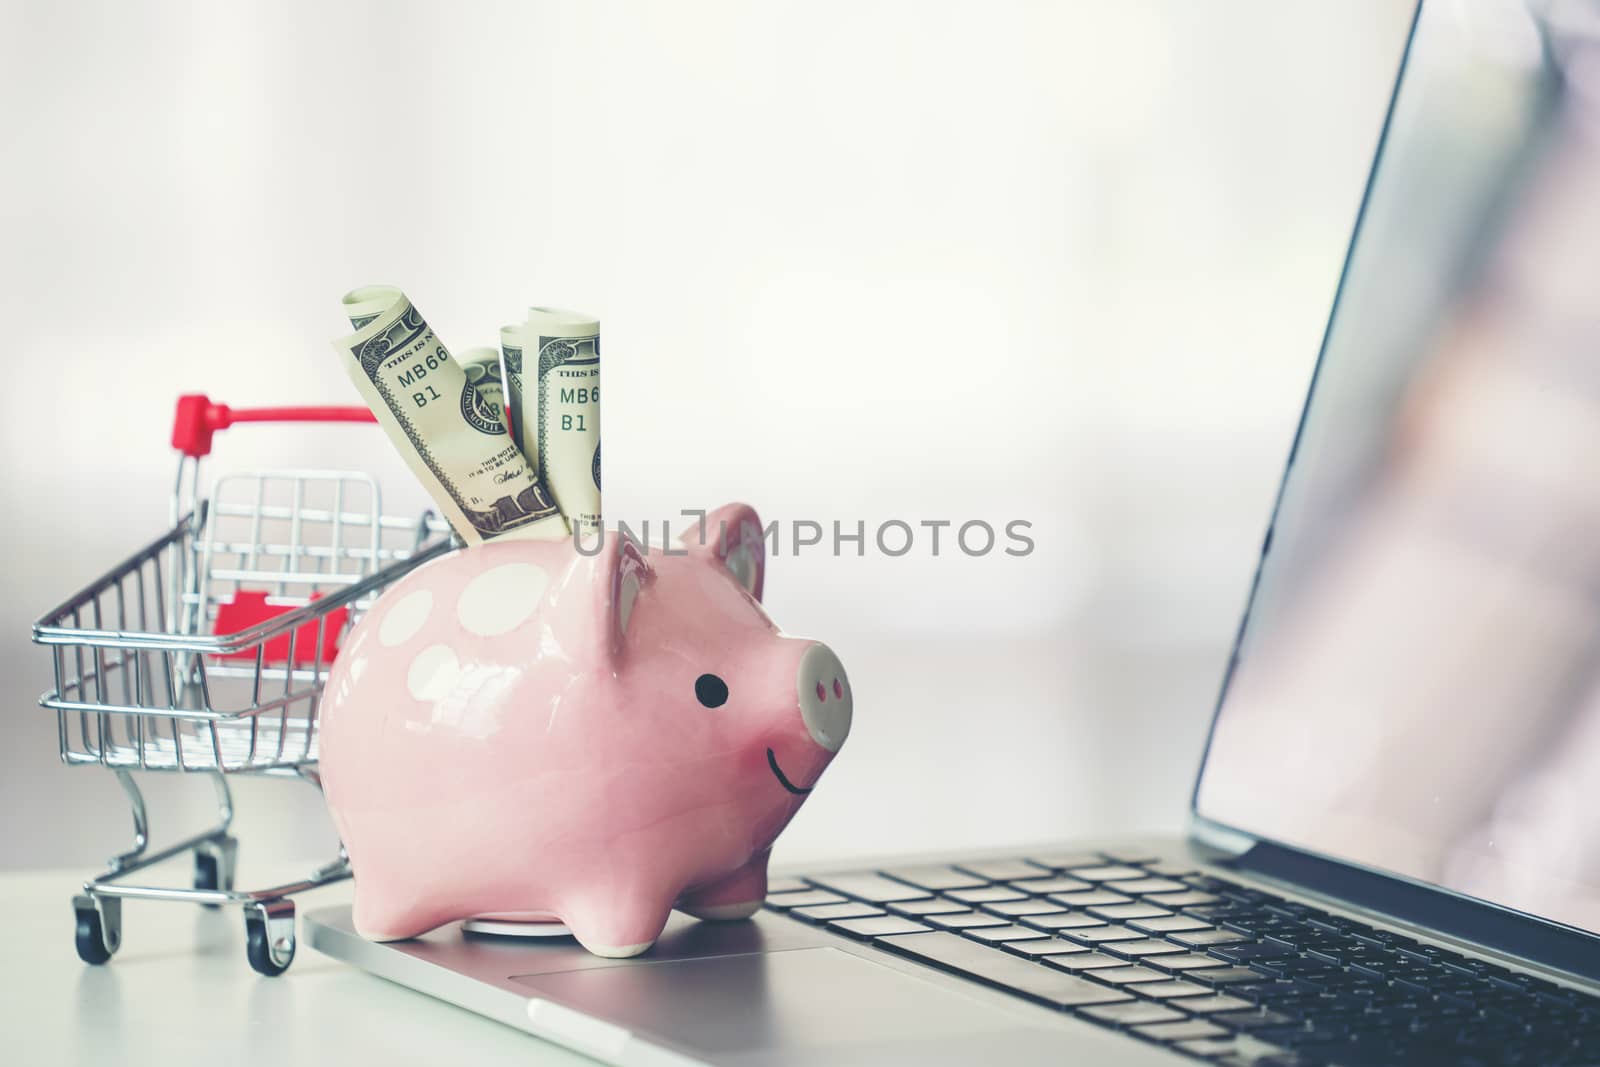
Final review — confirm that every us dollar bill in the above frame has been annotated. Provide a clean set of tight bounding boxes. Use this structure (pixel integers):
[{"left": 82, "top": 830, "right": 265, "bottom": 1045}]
[
  {"left": 497, "top": 324, "right": 529, "bottom": 465},
  {"left": 458, "top": 346, "right": 510, "bottom": 435},
  {"left": 333, "top": 289, "right": 568, "bottom": 544},
  {"left": 527, "top": 307, "right": 601, "bottom": 538},
  {"left": 341, "top": 284, "right": 403, "bottom": 331}
]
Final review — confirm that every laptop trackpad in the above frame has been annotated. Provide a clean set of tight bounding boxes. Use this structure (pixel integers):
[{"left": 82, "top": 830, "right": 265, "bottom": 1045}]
[{"left": 512, "top": 946, "right": 1157, "bottom": 1065}]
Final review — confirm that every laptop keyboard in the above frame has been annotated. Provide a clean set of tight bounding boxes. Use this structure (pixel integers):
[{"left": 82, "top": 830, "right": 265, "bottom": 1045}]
[{"left": 765, "top": 853, "right": 1600, "bottom": 1066}]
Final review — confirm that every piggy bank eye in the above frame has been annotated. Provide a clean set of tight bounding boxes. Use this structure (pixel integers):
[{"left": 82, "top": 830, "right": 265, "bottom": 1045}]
[{"left": 695, "top": 673, "right": 729, "bottom": 708}]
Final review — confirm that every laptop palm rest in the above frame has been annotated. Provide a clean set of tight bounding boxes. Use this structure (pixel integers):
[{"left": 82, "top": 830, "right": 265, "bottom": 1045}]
[
  {"left": 307, "top": 906, "right": 1172, "bottom": 1065},
  {"left": 511, "top": 947, "right": 1162, "bottom": 1066}
]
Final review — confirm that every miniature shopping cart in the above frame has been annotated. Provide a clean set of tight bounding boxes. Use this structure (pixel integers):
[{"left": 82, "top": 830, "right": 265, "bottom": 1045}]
[{"left": 31, "top": 395, "right": 453, "bottom": 976}]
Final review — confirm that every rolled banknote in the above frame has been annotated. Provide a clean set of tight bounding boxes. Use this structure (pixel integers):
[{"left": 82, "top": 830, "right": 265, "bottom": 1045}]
[
  {"left": 333, "top": 288, "right": 568, "bottom": 543},
  {"left": 526, "top": 307, "right": 601, "bottom": 538},
  {"left": 341, "top": 285, "right": 403, "bottom": 331},
  {"left": 497, "top": 324, "right": 526, "bottom": 455},
  {"left": 457, "top": 346, "right": 511, "bottom": 436}
]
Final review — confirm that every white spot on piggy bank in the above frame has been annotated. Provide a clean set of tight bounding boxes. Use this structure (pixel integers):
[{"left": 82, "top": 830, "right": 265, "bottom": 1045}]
[
  {"left": 317, "top": 503, "right": 851, "bottom": 958},
  {"left": 378, "top": 589, "right": 433, "bottom": 647},
  {"left": 406, "top": 645, "right": 461, "bottom": 702},
  {"left": 457, "top": 562, "right": 548, "bottom": 636}
]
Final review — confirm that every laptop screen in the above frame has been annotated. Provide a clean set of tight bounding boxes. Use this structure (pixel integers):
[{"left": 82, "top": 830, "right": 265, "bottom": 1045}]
[{"left": 1195, "top": 0, "right": 1600, "bottom": 939}]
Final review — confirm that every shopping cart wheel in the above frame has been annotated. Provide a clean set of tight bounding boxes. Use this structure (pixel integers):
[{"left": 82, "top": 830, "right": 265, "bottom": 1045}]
[
  {"left": 73, "top": 894, "right": 120, "bottom": 966},
  {"left": 194, "top": 836, "right": 238, "bottom": 906},
  {"left": 244, "top": 899, "right": 295, "bottom": 977}
]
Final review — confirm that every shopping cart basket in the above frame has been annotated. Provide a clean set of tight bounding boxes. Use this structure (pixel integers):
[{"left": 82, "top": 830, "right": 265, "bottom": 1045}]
[{"left": 31, "top": 394, "right": 453, "bottom": 975}]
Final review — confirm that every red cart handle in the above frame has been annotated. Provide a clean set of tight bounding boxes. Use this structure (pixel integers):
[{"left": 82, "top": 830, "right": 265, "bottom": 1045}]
[{"left": 172, "top": 393, "right": 377, "bottom": 457}]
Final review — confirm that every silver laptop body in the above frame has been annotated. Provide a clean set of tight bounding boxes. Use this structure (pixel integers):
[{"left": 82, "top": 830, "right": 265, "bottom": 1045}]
[{"left": 309, "top": 3, "right": 1600, "bottom": 1062}]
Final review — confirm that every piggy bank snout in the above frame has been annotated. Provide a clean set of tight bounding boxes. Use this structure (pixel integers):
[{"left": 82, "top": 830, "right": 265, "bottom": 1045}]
[{"left": 796, "top": 642, "right": 851, "bottom": 753}]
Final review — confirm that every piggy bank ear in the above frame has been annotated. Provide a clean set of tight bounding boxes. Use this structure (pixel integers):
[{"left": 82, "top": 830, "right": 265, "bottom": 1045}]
[
  {"left": 598, "top": 529, "right": 651, "bottom": 653},
  {"left": 682, "top": 503, "right": 766, "bottom": 601}
]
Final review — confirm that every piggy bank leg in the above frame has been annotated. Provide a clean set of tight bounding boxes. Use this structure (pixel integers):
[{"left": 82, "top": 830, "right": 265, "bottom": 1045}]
[
  {"left": 352, "top": 881, "right": 452, "bottom": 942},
  {"left": 561, "top": 894, "right": 673, "bottom": 959},
  {"left": 678, "top": 850, "right": 769, "bottom": 921}
]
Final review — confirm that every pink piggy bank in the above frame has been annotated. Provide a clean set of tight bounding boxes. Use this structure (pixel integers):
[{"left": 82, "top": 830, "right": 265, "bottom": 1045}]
[{"left": 318, "top": 503, "right": 851, "bottom": 957}]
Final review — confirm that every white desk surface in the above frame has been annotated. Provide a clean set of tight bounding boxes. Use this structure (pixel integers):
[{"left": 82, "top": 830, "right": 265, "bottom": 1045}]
[{"left": 3, "top": 868, "right": 590, "bottom": 1066}]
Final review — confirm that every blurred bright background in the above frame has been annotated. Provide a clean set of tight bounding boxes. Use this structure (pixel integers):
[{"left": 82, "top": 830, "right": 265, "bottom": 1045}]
[{"left": 0, "top": 0, "right": 1414, "bottom": 875}]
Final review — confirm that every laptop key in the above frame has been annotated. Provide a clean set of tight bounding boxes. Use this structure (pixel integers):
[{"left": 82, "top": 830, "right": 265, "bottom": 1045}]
[
  {"left": 1130, "top": 1019, "right": 1227, "bottom": 1042},
  {"left": 1144, "top": 861, "right": 1197, "bottom": 877},
  {"left": 1083, "top": 965, "right": 1169, "bottom": 986},
  {"left": 1263, "top": 899, "right": 1317, "bottom": 919},
  {"left": 1042, "top": 951, "right": 1131, "bottom": 972},
  {"left": 946, "top": 886, "right": 1027, "bottom": 904},
  {"left": 1185, "top": 904, "right": 1257, "bottom": 922},
  {"left": 1187, "top": 967, "right": 1263, "bottom": 986},
  {"left": 1008, "top": 877, "right": 1093, "bottom": 894},
  {"left": 1143, "top": 890, "right": 1220, "bottom": 907},
  {"left": 1173, "top": 1036, "right": 1254, "bottom": 1058},
  {"left": 963, "top": 924, "right": 1047, "bottom": 945},
  {"left": 1265, "top": 956, "right": 1339, "bottom": 980},
  {"left": 1170, "top": 928, "right": 1250, "bottom": 947},
  {"left": 877, "top": 932, "right": 1134, "bottom": 1008},
  {"left": 768, "top": 877, "right": 808, "bottom": 894},
  {"left": 1174, "top": 993, "right": 1253, "bottom": 1014},
  {"left": 924, "top": 910, "right": 1010, "bottom": 930},
  {"left": 806, "top": 873, "right": 931, "bottom": 903},
  {"left": 1217, "top": 886, "right": 1272, "bottom": 905},
  {"left": 1349, "top": 927, "right": 1418, "bottom": 950},
  {"left": 888, "top": 898, "right": 969, "bottom": 917},
  {"left": 1219, "top": 980, "right": 1306, "bottom": 1005},
  {"left": 1080, "top": 1001, "right": 1187, "bottom": 1027},
  {"left": 1404, "top": 943, "right": 1469, "bottom": 966},
  {"left": 790, "top": 902, "right": 885, "bottom": 922},
  {"left": 1128, "top": 915, "right": 1211, "bottom": 934},
  {"left": 1025, "top": 852, "right": 1106, "bottom": 870},
  {"left": 1148, "top": 952, "right": 1238, "bottom": 972},
  {"left": 1065, "top": 865, "right": 1147, "bottom": 882},
  {"left": 1100, "top": 938, "right": 1186, "bottom": 958},
  {"left": 982, "top": 899, "right": 1067, "bottom": 918},
  {"left": 881, "top": 866, "right": 987, "bottom": 891},
  {"left": 1207, "top": 941, "right": 1299, "bottom": 964},
  {"left": 1109, "top": 878, "right": 1190, "bottom": 895},
  {"left": 1022, "top": 912, "right": 1107, "bottom": 932},
  {"left": 1061, "top": 926, "right": 1145, "bottom": 945},
  {"left": 1209, "top": 1008, "right": 1299, "bottom": 1031},
  {"left": 1003, "top": 940, "right": 1091, "bottom": 959},
  {"left": 953, "top": 859, "right": 1049, "bottom": 881},
  {"left": 766, "top": 890, "right": 847, "bottom": 909},
  {"left": 1048, "top": 890, "right": 1134, "bottom": 908},
  {"left": 829, "top": 915, "right": 930, "bottom": 939},
  {"left": 1131, "top": 979, "right": 1212, "bottom": 1000},
  {"left": 1086, "top": 903, "right": 1172, "bottom": 921},
  {"left": 1388, "top": 975, "right": 1433, "bottom": 998},
  {"left": 1260, "top": 928, "right": 1315, "bottom": 951},
  {"left": 1183, "top": 875, "right": 1237, "bottom": 891},
  {"left": 1097, "top": 849, "right": 1161, "bottom": 865},
  {"left": 1224, "top": 915, "right": 1305, "bottom": 940}
]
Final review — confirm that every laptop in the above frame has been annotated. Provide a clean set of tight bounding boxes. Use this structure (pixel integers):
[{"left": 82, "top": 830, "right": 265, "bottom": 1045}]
[{"left": 307, "top": 2, "right": 1600, "bottom": 1062}]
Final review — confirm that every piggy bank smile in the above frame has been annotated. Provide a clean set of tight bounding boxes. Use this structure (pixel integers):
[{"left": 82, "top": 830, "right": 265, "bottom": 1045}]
[
  {"left": 319, "top": 503, "right": 851, "bottom": 958},
  {"left": 766, "top": 749, "right": 811, "bottom": 795}
]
